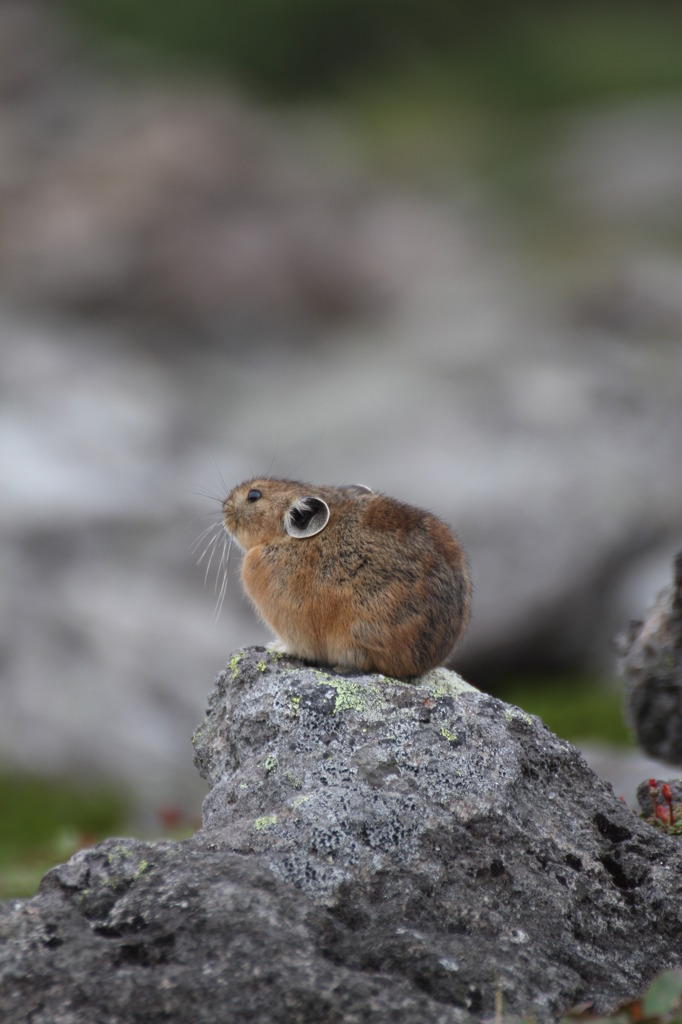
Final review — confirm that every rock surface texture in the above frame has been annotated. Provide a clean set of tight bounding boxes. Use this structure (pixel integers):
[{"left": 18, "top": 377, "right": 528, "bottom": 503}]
[
  {"left": 619, "top": 552, "right": 682, "bottom": 763},
  {"left": 3, "top": 647, "right": 682, "bottom": 1023}
]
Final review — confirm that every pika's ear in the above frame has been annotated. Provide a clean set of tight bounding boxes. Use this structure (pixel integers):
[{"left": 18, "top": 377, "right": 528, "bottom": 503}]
[
  {"left": 339, "top": 483, "right": 374, "bottom": 497},
  {"left": 284, "top": 496, "right": 330, "bottom": 539}
]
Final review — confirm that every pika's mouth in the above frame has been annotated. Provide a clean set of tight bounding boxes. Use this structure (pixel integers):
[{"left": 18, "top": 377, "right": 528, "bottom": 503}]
[{"left": 222, "top": 502, "right": 239, "bottom": 536}]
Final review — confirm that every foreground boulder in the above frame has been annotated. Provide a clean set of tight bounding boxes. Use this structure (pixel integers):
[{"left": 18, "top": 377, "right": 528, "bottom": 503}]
[
  {"left": 1, "top": 839, "right": 463, "bottom": 1024},
  {"left": 2, "top": 647, "right": 682, "bottom": 1023}
]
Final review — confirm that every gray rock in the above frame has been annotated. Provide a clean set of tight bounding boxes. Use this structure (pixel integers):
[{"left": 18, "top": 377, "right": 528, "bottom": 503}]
[
  {"left": 192, "top": 649, "right": 682, "bottom": 1020},
  {"left": 0, "top": 838, "right": 466, "bottom": 1024},
  {"left": 4, "top": 648, "right": 682, "bottom": 1023},
  {"left": 619, "top": 552, "right": 682, "bottom": 763}
]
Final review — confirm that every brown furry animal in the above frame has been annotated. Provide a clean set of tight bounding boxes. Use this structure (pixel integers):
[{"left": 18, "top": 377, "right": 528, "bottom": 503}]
[{"left": 222, "top": 478, "right": 471, "bottom": 678}]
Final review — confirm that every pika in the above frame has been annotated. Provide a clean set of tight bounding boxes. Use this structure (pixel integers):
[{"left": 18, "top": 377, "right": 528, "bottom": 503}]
[{"left": 222, "top": 478, "right": 471, "bottom": 678}]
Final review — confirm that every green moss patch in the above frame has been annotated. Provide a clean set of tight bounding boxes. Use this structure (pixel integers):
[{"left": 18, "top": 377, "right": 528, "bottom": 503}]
[
  {"left": 499, "top": 675, "right": 634, "bottom": 747},
  {"left": 0, "top": 772, "right": 129, "bottom": 899}
]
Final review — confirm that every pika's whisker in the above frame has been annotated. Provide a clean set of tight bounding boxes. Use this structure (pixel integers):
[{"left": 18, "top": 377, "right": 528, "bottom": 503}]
[
  {"left": 203, "top": 529, "right": 224, "bottom": 585},
  {"left": 193, "top": 524, "right": 222, "bottom": 566},
  {"left": 184, "top": 483, "right": 226, "bottom": 504},
  {"left": 186, "top": 509, "right": 224, "bottom": 527},
  {"left": 191, "top": 521, "right": 221, "bottom": 555},
  {"left": 211, "top": 457, "right": 230, "bottom": 505},
  {"left": 212, "top": 533, "right": 225, "bottom": 600},
  {"left": 212, "top": 529, "right": 229, "bottom": 593},
  {"left": 212, "top": 533, "right": 232, "bottom": 621}
]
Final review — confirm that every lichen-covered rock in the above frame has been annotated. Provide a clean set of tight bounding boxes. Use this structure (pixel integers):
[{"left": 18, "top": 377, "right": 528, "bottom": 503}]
[
  {"left": 3, "top": 646, "right": 682, "bottom": 1023},
  {"left": 192, "top": 648, "right": 682, "bottom": 1020},
  {"left": 619, "top": 552, "right": 682, "bottom": 762}
]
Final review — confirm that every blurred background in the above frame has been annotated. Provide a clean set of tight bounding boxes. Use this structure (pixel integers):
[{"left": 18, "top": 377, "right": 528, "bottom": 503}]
[{"left": 2, "top": 0, "right": 682, "bottom": 894}]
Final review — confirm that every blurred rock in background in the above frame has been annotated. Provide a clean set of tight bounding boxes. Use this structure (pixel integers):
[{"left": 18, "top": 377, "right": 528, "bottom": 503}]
[
  {"left": 620, "top": 553, "right": 682, "bottom": 764},
  {"left": 1, "top": 0, "right": 682, "bottom": 813}
]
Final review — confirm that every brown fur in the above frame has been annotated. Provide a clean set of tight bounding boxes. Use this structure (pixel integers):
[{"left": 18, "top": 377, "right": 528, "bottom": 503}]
[{"left": 222, "top": 478, "right": 471, "bottom": 678}]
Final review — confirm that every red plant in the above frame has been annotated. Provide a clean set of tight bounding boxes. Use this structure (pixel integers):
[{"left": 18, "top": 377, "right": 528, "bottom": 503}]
[
  {"left": 662, "top": 784, "right": 675, "bottom": 826},
  {"left": 646, "top": 778, "right": 679, "bottom": 831}
]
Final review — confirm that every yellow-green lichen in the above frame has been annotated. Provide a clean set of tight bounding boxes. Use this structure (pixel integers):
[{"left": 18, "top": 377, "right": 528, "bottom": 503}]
[
  {"left": 504, "top": 706, "right": 534, "bottom": 727},
  {"left": 100, "top": 844, "right": 152, "bottom": 889},
  {"left": 316, "top": 676, "right": 381, "bottom": 718},
  {"left": 254, "top": 815, "right": 277, "bottom": 830},
  {"left": 106, "top": 845, "right": 132, "bottom": 866},
  {"left": 424, "top": 667, "right": 478, "bottom": 700},
  {"left": 304, "top": 666, "right": 477, "bottom": 723},
  {"left": 440, "top": 726, "right": 458, "bottom": 743},
  {"left": 285, "top": 772, "right": 302, "bottom": 789},
  {"left": 329, "top": 680, "right": 366, "bottom": 714},
  {"left": 257, "top": 660, "right": 267, "bottom": 672},
  {"left": 269, "top": 650, "right": 284, "bottom": 662},
  {"left": 229, "top": 651, "right": 244, "bottom": 680},
  {"left": 371, "top": 672, "right": 411, "bottom": 687},
  {"left": 290, "top": 694, "right": 301, "bottom": 715},
  {"left": 293, "top": 794, "right": 312, "bottom": 808},
  {"left": 264, "top": 755, "right": 277, "bottom": 774},
  {"left": 312, "top": 668, "right": 337, "bottom": 683}
]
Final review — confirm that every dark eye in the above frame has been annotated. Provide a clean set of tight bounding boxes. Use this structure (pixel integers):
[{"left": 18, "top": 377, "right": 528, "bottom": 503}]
[{"left": 247, "top": 489, "right": 261, "bottom": 502}]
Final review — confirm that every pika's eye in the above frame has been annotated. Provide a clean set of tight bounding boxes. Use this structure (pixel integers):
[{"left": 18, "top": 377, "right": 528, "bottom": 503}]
[{"left": 247, "top": 489, "right": 262, "bottom": 502}]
